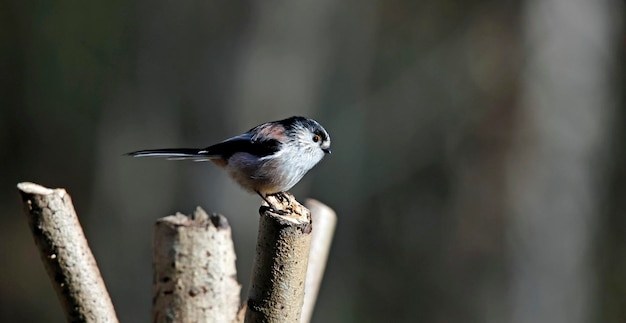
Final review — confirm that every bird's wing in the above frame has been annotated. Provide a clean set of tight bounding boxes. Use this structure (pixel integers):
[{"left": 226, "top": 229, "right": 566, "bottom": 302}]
[{"left": 201, "top": 132, "right": 282, "bottom": 158}]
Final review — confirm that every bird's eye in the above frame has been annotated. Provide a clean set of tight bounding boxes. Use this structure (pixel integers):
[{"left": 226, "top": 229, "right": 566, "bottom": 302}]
[{"left": 313, "top": 134, "right": 321, "bottom": 143}]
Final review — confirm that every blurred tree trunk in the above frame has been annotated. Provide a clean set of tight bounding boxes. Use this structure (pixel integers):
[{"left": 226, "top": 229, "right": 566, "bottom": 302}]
[
  {"left": 507, "top": 0, "right": 621, "bottom": 322},
  {"left": 352, "top": 2, "right": 522, "bottom": 322}
]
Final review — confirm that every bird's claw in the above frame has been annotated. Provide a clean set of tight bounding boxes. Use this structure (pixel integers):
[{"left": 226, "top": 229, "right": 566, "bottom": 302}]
[
  {"left": 269, "top": 192, "right": 291, "bottom": 205},
  {"left": 257, "top": 191, "right": 291, "bottom": 215}
]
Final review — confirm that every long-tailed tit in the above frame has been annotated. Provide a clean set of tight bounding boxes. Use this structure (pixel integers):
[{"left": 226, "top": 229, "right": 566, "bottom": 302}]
[{"left": 127, "top": 116, "right": 331, "bottom": 212}]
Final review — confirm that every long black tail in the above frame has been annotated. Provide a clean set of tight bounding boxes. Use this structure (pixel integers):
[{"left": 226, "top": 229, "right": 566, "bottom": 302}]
[{"left": 126, "top": 148, "right": 215, "bottom": 161}]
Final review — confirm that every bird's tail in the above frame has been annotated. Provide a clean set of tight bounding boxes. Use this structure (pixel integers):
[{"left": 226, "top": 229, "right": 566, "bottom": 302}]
[{"left": 126, "top": 148, "right": 217, "bottom": 161}]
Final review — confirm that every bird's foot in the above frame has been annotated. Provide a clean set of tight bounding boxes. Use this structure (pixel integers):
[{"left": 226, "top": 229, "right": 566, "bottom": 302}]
[
  {"left": 257, "top": 191, "right": 290, "bottom": 215},
  {"left": 268, "top": 192, "right": 291, "bottom": 206}
]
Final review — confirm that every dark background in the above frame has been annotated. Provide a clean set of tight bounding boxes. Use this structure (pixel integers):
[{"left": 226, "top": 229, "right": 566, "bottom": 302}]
[{"left": 1, "top": 0, "right": 625, "bottom": 322}]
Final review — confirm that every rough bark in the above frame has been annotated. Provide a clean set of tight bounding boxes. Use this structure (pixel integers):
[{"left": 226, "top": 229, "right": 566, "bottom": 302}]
[
  {"left": 152, "top": 207, "right": 241, "bottom": 323},
  {"left": 245, "top": 193, "right": 312, "bottom": 323},
  {"left": 17, "top": 182, "right": 118, "bottom": 323},
  {"left": 300, "top": 199, "right": 337, "bottom": 323}
]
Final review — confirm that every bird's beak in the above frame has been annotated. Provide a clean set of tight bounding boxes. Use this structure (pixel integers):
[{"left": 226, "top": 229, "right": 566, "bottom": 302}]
[{"left": 322, "top": 148, "right": 331, "bottom": 154}]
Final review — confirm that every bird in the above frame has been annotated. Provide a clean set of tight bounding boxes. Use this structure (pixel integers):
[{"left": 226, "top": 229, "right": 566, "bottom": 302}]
[{"left": 127, "top": 116, "right": 331, "bottom": 213}]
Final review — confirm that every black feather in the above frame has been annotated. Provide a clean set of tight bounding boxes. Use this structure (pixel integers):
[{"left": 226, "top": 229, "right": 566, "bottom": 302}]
[
  {"left": 281, "top": 116, "right": 329, "bottom": 141},
  {"left": 203, "top": 138, "right": 281, "bottom": 158},
  {"left": 125, "top": 148, "right": 203, "bottom": 158}
]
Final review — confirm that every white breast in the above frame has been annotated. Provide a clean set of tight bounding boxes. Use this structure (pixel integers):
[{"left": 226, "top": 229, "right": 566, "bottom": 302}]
[{"left": 225, "top": 145, "right": 325, "bottom": 195}]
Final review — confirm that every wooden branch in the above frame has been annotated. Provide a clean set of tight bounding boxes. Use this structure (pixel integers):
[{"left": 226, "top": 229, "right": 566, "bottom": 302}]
[
  {"left": 301, "top": 199, "right": 337, "bottom": 323},
  {"left": 152, "top": 207, "right": 241, "bottom": 323},
  {"left": 17, "top": 182, "right": 118, "bottom": 323},
  {"left": 245, "top": 193, "right": 312, "bottom": 323}
]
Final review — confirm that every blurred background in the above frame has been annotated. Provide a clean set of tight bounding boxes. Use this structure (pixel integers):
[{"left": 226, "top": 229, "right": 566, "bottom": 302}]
[{"left": 1, "top": 0, "right": 625, "bottom": 322}]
